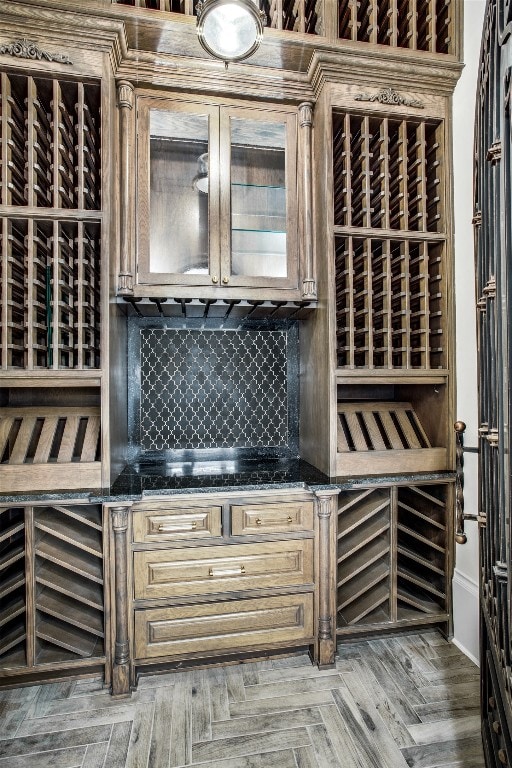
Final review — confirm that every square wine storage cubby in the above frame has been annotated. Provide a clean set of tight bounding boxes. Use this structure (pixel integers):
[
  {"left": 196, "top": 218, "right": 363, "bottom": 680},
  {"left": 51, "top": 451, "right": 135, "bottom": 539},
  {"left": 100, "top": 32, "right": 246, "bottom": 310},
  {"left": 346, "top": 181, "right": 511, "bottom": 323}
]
[
  {"left": 336, "top": 481, "right": 450, "bottom": 638},
  {"left": 336, "top": 383, "right": 448, "bottom": 476},
  {"left": 0, "top": 71, "right": 101, "bottom": 371},
  {"left": 0, "top": 503, "right": 106, "bottom": 685}
]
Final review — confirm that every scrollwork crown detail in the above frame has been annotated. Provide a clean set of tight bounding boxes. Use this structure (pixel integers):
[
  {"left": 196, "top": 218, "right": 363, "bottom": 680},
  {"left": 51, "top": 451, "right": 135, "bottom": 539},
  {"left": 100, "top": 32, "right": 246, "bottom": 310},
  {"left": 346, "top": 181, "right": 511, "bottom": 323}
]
[
  {"left": 0, "top": 39, "right": 72, "bottom": 65},
  {"left": 355, "top": 87, "right": 424, "bottom": 109}
]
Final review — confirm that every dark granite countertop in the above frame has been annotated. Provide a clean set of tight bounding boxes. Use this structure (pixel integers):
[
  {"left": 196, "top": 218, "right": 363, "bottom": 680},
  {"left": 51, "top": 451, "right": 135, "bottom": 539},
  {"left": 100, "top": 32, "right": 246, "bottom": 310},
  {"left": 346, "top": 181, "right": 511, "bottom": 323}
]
[{"left": 0, "top": 459, "right": 456, "bottom": 505}]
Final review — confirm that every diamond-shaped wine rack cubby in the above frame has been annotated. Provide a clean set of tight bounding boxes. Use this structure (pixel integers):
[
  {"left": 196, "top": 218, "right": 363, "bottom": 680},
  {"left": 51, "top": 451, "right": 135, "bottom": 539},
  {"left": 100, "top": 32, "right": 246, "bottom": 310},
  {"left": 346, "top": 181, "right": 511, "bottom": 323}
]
[
  {"left": 0, "top": 507, "right": 27, "bottom": 669},
  {"left": 337, "top": 483, "right": 449, "bottom": 637},
  {"left": 0, "top": 503, "right": 105, "bottom": 682},
  {"left": 396, "top": 484, "right": 447, "bottom": 620},
  {"left": 35, "top": 505, "right": 104, "bottom": 663},
  {"left": 337, "top": 488, "right": 391, "bottom": 628}
]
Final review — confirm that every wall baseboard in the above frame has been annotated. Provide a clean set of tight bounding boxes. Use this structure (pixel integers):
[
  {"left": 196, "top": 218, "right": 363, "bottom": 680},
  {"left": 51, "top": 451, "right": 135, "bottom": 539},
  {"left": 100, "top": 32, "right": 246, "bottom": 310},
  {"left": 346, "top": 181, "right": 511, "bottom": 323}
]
[{"left": 452, "top": 568, "right": 480, "bottom": 666}]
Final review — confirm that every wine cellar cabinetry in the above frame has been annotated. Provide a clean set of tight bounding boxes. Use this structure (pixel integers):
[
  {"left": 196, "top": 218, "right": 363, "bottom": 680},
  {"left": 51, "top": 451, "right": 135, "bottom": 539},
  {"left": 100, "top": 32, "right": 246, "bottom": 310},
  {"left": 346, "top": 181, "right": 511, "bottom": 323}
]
[
  {"left": 0, "top": 72, "right": 101, "bottom": 370},
  {"left": 324, "top": 93, "right": 453, "bottom": 481},
  {"left": 0, "top": 0, "right": 462, "bottom": 691},
  {"left": 112, "top": 0, "right": 456, "bottom": 55},
  {"left": 0, "top": 503, "right": 106, "bottom": 682},
  {"left": 337, "top": 482, "right": 450, "bottom": 636}
]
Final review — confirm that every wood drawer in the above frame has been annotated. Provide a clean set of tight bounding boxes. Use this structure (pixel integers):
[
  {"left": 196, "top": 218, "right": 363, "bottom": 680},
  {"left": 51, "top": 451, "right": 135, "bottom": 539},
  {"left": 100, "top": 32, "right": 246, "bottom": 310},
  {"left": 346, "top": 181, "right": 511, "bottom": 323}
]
[
  {"left": 231, "top": 500, "right": 314, "bottom": 535},
  {"left": 134, "top": 539, "right": 313, "bottom": 599},
  {"left": 132, "top": 504, "right": 222, "bottom": 542},
  {"left": 134, "top": 593, "right": 314, "bottom": 660}
]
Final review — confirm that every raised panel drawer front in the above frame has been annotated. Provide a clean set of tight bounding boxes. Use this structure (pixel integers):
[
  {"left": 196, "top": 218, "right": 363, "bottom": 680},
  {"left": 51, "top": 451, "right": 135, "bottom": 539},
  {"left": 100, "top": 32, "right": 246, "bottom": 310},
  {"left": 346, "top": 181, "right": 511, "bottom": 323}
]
[
  {"left": 133, "top": 539, "right": 313, "bottom": 599},
  {"left": 231, "top": 501, "right": 314, "bottom": 535},
  {"left": 132, "top": 504, "right": 222, "bottom": 542},
  {"left": 134, "top": 593, "right": 314, "bottom": 659}
]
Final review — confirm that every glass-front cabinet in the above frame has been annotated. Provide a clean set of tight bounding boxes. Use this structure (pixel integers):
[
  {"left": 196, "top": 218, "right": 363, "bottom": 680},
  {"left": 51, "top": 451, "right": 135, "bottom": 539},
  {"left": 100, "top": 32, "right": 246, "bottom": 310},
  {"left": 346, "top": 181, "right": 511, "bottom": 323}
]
[{"left": 136, "top": 96, "right": 298, "bottom": 290}]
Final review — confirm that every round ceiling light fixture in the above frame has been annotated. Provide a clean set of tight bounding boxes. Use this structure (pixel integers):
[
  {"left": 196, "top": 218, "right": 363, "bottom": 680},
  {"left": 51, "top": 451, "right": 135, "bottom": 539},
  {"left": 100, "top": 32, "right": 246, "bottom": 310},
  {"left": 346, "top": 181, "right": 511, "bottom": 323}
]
[{"left": 196, "top": 0, "right": 266, "bottom": 64}]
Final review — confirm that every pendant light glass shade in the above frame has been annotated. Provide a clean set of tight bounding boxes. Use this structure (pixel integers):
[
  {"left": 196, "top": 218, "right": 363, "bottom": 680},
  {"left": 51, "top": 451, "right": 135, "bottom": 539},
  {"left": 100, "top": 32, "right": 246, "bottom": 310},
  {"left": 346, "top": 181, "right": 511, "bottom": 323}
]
[{"left": 197, "top": 0, "right": 266, "bottom": 63}]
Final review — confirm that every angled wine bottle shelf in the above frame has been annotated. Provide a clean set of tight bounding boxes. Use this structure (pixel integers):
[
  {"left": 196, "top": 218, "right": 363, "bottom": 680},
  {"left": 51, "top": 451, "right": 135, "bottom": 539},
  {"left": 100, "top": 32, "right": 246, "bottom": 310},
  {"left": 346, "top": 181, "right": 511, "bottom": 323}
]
[{"left": 337, "top": 483, "right": 449, "bottom": 636}]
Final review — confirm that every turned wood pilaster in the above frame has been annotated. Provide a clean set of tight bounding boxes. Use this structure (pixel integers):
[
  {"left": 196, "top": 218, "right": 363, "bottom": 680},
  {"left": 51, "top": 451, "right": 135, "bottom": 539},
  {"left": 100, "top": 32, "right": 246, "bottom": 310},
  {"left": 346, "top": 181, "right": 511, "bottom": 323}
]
[
  {"left": 117, "top": 80, "right": 135, "bottom": 295},
  {"left": 314, "top": 490, "right": 338, "bottom": 668},
  {"left": 111, "top": 505, "right": 131, "bottom": 696},
  {"left": 299, "top": 102, "right": 316, "bottom": 299}
]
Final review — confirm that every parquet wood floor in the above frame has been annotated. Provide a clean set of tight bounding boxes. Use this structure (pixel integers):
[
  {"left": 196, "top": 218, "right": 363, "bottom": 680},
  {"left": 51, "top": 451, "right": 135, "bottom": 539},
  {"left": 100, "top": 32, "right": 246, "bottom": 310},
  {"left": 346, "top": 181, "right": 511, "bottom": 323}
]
[{"left": 0, "top": 630, "right": 485, "bottom": 767}]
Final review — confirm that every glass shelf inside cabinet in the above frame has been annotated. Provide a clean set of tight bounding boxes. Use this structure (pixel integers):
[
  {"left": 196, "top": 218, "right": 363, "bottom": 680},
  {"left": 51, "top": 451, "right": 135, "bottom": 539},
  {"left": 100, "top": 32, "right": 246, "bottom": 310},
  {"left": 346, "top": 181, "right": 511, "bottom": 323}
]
[
  {"left": 230, "top": 117, "right": 287, "bottom": 279},
  {"left": 231, "top": 182, "right": 286, "bottom": 276}
]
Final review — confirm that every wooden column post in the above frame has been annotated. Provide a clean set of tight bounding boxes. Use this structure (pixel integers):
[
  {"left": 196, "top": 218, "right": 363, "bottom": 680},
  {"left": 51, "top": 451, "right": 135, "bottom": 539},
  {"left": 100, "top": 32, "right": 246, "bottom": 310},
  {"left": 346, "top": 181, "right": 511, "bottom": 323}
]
[
  {"left": 314, "top": 490, "right": 338, "bottom": 668},
  {"left": 111, "top": 505, "right": 131, "bottom": 696},
  {"left": 117, "top": 80, "right": 134, "bottom": 295},
  {"left": 299, "top": 102, "right": 316, "bottom": 299}
]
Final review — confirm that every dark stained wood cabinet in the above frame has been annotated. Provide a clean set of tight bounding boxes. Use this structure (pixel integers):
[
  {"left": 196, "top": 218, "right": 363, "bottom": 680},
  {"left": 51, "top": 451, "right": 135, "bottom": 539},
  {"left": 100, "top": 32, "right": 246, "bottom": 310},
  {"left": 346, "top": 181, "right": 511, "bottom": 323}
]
[{"left": 0, "top": 0, "right": 463, "bottom": 693}]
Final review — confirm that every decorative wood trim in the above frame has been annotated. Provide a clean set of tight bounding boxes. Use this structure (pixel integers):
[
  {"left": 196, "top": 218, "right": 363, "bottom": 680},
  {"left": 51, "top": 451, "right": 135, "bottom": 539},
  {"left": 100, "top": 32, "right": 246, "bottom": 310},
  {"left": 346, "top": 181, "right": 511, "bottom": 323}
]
[
  {"left": 0, "top": 38, "right": 73, "bottom": 65},
  {"left": 299, "top": 102, "right": 316, "bottom": 298},
  {"left": 354, "top": 87, "right": 425, "bottom": 109},
  {"left": 117, "top": 80, "right": 135, "bottom": 295},
  {"left": 314, "top": 489, "right": 338, "bottom": 668},
  {"left": 111, "top": 506, "right": 131, "bottom": 697}
]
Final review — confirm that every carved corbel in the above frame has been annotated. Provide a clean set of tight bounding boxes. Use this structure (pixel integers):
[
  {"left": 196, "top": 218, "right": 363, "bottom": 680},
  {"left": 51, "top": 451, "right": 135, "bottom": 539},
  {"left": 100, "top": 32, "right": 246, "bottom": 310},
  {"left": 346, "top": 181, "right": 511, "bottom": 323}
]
[
  {"left": 117, "top": 81, "right": 135, "bottom": 295},
  {"left": 299, "top": 102, "right": 317, "bottom": 299}
]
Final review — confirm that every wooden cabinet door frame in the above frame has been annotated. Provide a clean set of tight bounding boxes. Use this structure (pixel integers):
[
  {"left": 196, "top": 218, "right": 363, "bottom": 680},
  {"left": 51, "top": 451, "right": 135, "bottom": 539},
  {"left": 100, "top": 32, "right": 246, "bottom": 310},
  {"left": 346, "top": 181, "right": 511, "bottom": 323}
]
[
  {"left": 219, "top": 103, "right": 299, "bottom": 290},
  {"left": 136, "top": 96, "right": 220, "bottom": 287},
  {"left": 136, "top": 95, "right": 298, "bottom": 290}
]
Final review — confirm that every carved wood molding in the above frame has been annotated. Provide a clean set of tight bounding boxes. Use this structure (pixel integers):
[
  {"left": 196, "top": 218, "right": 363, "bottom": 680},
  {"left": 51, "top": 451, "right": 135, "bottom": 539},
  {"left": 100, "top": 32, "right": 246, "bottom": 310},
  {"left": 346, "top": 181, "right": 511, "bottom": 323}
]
[
  {"left": 354, "top": 86, "right": 425, "bottom": 109},
  {"left": 0, "top": 38, "right": 72, "bottom": 65}
]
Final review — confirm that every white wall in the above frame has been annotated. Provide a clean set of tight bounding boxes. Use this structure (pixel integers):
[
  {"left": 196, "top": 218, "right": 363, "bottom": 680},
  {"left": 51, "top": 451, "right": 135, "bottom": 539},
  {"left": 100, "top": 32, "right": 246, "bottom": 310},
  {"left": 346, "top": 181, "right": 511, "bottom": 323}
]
[{"left": 452, "top": 0, "right": 486, "bottom": 665}]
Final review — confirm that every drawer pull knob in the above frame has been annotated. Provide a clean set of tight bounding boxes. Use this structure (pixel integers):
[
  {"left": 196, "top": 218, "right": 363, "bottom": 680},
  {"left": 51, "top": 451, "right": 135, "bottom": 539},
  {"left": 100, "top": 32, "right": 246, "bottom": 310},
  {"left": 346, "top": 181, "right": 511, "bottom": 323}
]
[
  {"left": 158, "top": 521, "right": 197, "bottom": 532},
  {"left": 287, "top": 516, "right": 293, "bottom": 523},
  {"left": 208, "top": 565, "right": 245, "bottom": 577},
  {"left": 256, "top": 518, "right": 262, "bottom": 526},
  {"left": 493, "top": 721, "right": 502, "bottom": 734}
]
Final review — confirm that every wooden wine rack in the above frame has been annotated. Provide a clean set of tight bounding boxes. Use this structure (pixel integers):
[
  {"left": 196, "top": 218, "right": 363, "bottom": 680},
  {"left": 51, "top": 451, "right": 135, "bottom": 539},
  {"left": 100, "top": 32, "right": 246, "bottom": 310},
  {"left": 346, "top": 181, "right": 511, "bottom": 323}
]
[
  {"left": 396, "top": 484, "right": 447, "bottom": 620},
  {"left": 336, "top": 401, "right": 445, "bottom": 475},
  {"left": 337, "top": 488, "right": 391, "bottom": 627},
  {"left": 0, "top": 506, "right": 26, "bottom": 668},
  {"left": 333, "top": 113, "right": 443, "bottom": 232},
  {"left": 338, "top": 0, "right": 453, "bottom": 53},
  {"left": 0, "top": 503, "right": 105, "bottom": 680},
  {"left": 335, "top": 236, "right": 445, "bottom": 370},
  {"left": 113, "top": 0, "right": 455, "bottom": 49},
  {"left": 0, "top": 73, "right": 101, "bottom": 371},
  {"left": 113, "top": 0, "right": 323, "bottom": 34},
  {"left": 337, "top": 482, "right": 449, "bottom": 636},
  {"left": 0, "top": 406, "right": 101, "bottom": 491}
]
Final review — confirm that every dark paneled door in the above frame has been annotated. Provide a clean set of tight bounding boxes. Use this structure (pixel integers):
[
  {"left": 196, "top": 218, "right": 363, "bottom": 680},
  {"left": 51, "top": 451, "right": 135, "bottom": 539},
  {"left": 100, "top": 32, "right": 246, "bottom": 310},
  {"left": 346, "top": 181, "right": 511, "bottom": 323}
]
[{"left": 475, "top": 1, "right": 512, "bottom": 764}]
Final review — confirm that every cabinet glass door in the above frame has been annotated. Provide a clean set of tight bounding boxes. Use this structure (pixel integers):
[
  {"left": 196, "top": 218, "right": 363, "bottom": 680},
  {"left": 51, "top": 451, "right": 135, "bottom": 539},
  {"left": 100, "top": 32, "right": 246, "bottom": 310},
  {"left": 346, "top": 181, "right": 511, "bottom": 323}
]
[
  {"left": 220, "top": 108, "right": 297, "bottom": 288},
  {"left": 137, "top": 100, "right": 220, "bottom": 285}
]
